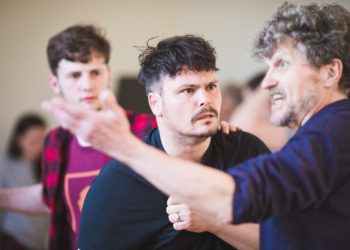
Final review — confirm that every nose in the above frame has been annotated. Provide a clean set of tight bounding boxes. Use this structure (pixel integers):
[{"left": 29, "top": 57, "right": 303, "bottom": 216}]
[
  {"left": 81, "top": 74, "right": 93, "bottom": 91},
  {"left": 261, "top": 70, "right": 277, "bottom": 90},
  {"left": 197, "top": 89, "right": 211, "bottom": 107}
]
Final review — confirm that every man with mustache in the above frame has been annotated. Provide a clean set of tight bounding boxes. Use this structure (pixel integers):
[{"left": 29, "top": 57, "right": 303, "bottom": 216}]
[{"left": 78, "top": 35, "right": 269, "bottom": 249}]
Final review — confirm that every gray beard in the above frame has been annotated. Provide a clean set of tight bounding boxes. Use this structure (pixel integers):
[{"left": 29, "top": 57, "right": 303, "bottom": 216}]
[{"left": 271, "top": 91, "right": 319, "bottom": 128}]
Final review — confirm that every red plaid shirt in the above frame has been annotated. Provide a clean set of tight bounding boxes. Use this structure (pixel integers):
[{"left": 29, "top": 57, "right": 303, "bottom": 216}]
[{"left": 41, "top": 111, "right": 156, "bottom": 250}]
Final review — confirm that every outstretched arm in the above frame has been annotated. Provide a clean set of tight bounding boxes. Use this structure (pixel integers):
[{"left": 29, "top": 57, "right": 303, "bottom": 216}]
[
  {"left": 43, "top": 90, "right": 235, "bottom": 225},
  {"left": 0, "top": 183, "right": 50, "bottom": 215}
]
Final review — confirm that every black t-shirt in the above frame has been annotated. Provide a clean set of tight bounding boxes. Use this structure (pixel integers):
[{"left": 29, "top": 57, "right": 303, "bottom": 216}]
[{"left": 78, "top": 128, "right": 269, "bottom": 250}]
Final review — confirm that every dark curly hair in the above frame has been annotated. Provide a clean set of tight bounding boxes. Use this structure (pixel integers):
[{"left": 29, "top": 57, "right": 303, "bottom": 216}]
[
  {"left": 47, "top": 24, "right": 111, "bottom": 75},
  {"left": 138, "top": 35, "right": 218, "bottom": 94},
  {"left": 253, "top": 2, "right": 350, "bottom": 97}
]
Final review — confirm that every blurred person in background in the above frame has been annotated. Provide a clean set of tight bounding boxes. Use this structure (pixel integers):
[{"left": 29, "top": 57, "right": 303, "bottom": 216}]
[
  {"left": 220, "top": 83, "right": 242, "bottom": 122},
  {"left": 230, "top": 72, "right": 291, "bottom": 151},
  {"left": 0, "top": 25, "right": 157, "bottom": 250},
  {"left": 0, "top": 113, "right": 49, "bottom": 250}
]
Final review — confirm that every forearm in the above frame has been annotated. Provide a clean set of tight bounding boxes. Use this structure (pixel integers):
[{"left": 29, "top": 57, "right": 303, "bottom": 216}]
[
  {"left": 0, "top": 183, "right": 50, "bottom": 215},
  {"left": 112, "top": 135, "right": 235, "bottom": 224},
  {"left": 210, "top": 223, "right": 259, "bottom": 250}
]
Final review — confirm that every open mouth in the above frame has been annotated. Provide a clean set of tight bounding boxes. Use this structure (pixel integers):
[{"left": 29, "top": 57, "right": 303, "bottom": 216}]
[{"left": 271, "top": 93, "right": 284, "bottom": 104}]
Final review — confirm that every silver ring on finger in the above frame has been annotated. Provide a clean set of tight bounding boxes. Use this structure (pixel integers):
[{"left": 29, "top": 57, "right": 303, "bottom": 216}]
[{"left": 176, "top": 212, "right": 182, "bottom": 222}]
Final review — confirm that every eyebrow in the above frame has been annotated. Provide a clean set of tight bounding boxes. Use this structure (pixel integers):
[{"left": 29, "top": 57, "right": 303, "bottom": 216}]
[
  {"left": 65, "top": 70, "right": 81, "bottom": 76},
  {"left": 176, "top": 80, "right": 218, "bottom": 89}
]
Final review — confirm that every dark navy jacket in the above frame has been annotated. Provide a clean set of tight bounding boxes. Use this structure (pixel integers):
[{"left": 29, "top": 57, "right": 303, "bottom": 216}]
[{"left": 229, "top": 99, "right": 350, "bottom": 250}]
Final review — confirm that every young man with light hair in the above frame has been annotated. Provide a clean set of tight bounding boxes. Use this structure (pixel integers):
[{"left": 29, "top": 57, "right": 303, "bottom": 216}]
[{"left": 0, "top": 25, "right": 156, "bottom": 250}]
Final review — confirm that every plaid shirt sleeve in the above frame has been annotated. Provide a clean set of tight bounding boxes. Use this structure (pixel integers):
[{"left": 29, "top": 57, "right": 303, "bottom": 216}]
[
  {"left": 42, "top": 127, "right": 72, "bottom": 250},
  {"left": 125, "top": 110, "right": 157, "bottom": 139}
]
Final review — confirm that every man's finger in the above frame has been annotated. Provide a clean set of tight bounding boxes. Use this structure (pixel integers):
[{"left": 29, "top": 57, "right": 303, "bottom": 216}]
[
  {"left": 173, "top": 221, "right": 188, "bottom": 231},
  {"left": 100, "top": 90, "right": 124, "bottom": 115},
  {"left": 230, "top": 124, "right": 241, "bottom": 132},
  {"left": 100, "top": 90, "right": 117, "bottom": 110},
  {"left": 166, "top": 205, "right": 176, "bottom": 215},
  {"left": 167, "top": 196, "right": 182, "bottom": 205},
  {"left": 100, "top": 89, "right": 129, "bottom": 124},
  {"left": 168, "top": 213, "right": 179, "bottom": 223}
]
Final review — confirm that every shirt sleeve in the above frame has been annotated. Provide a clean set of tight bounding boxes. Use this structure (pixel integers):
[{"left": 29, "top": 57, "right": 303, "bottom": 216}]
[
  {"left": 125, "top": 110, "right": 157, "bottom": 139},
  {"left": 41, "top": 130, "right": 60, "bottom": 207},
  {"left": 41, "top": 134, "right": 52, "bottom": 206},
  {"left": 228, "top": 129, "right": 339, "bottom": 223},
  {"left": 78, "top": 160, "right": 168, "bottom": 250}
]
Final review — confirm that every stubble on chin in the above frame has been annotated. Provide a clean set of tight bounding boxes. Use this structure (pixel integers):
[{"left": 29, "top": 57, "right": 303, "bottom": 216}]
[{"left": 270, "top": 92, "right": 319, "bottom": 128}]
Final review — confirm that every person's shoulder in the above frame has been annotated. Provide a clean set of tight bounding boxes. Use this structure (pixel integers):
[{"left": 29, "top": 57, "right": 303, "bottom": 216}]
[
  {"left": 47, "top": 126, "right": 68, "bottom": 136},
  {"left": 94, "top": 158, "right": 162, "bottom": 198},
  {"left": 215, "top": 130, "right": 270, "bottom": 155},
  {"left": 298, "top": 100, "right": 350, "bottom": 139},
  {"left": 100, "top": 158, "right": 129, "bottom": 174},
  {"left": 43, "top": 127, "right": 74, "bottom": 153},
  {"left": 215, "top": 130, "right": 266, "bottom": 146},
  {"left": 99, "top": 158, "right": 144, "bottom": 182},
  {"left": 45, "top": 126, "right": 71, "bottom": 143},
  {"left": 239, "top": 130, "right": 268, "bottom": 145}
]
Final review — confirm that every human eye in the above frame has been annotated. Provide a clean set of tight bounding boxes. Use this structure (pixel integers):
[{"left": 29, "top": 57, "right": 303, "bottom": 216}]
[
  {"left": 70, "top": 72, "right": 81, "bottom": 79},
  {"left": 180, "top": 88, "right": 194, "bottom": 94},
  {"left": 91, "top": 69, "right": 101, "bottom": 77},
  {"left": 276, "top": 59, "right": 289, "bottom": 69},
  {"left": 208, "top": 83, "right": 217, "bottom": 90}
]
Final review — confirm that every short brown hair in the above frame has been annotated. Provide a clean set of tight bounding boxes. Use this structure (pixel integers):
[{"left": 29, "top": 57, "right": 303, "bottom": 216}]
[{"left": 47, "top": 24, "right": 111, "bottom": 75}]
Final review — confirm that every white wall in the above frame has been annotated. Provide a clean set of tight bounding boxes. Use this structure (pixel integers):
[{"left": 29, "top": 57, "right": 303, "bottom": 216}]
[{"left": 1, "top": 0, "right": 349, "bottom": 153}]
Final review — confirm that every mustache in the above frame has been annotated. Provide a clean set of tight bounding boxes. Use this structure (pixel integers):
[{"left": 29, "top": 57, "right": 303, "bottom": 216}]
[
  {"left": 191, "top": 107, "right": 219, "bottom": 123},
  {"left": 269, "top": 88, "right": 284, "bottom": 97}
]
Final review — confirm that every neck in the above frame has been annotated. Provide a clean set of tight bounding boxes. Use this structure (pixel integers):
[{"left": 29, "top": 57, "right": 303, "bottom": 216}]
[
  {"left": 76, "top": 135, "right": 92, "bottom": 147},
  {"left": 299, "top": 90, "right": 347, "bottom": 127},
  {"left": 157, "top": 126, "right": 211, "bottom": 163}
]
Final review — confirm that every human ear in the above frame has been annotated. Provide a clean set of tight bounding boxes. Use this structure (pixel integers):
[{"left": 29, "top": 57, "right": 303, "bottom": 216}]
[
  {"left": 323, "top": 58, "right": 343, "bottom": 88},
  {"left": 49, "top": 75, "right": 61, "bottom": 94},
  {"left": 148, "top": 92, "right": 162, "bottom": 117}
]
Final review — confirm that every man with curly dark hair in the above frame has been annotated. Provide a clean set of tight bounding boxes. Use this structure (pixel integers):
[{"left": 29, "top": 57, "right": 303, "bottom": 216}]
[{"left": 43, "top": 3, "right": 350, "bottom": 250}]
